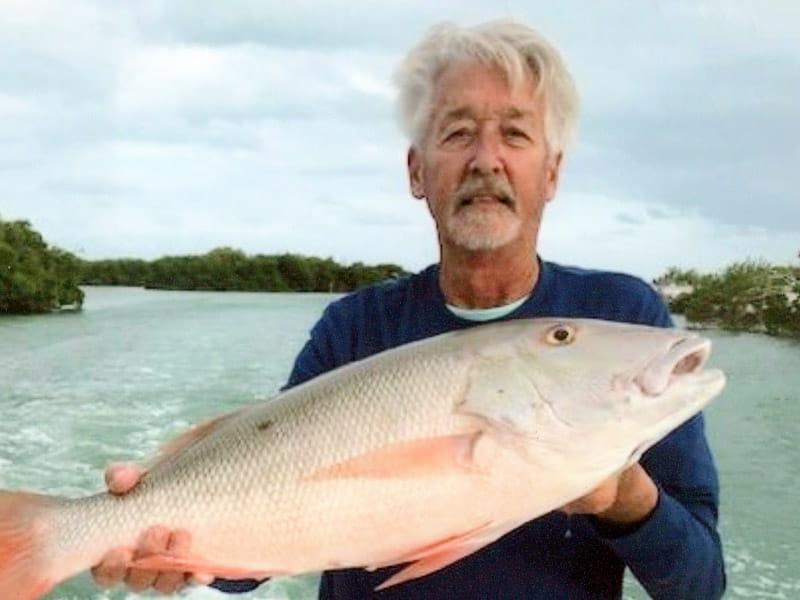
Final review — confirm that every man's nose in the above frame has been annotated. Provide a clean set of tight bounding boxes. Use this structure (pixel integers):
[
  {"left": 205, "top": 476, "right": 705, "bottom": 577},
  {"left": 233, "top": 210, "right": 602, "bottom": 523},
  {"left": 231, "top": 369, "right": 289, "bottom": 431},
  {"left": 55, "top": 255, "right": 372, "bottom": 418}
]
[{"left": 468, "top": 131, "right": 503, "bottom": 176}]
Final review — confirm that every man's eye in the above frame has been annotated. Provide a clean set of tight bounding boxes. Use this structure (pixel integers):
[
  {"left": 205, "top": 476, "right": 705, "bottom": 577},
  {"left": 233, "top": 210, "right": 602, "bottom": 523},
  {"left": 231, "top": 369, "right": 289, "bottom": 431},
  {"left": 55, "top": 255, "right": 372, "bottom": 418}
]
[
  {"left": 504, "top": 128, "right": 530, "bottom": 140},
  {"left": 444, "top": 129, "right": 472, "bottom": 142}
]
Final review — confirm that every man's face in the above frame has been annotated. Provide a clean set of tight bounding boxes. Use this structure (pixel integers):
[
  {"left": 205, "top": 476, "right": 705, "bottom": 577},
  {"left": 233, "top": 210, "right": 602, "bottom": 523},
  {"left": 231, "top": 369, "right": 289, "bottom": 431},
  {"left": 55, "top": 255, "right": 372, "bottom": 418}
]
[{"left": 408, "top": 61, "right": 562, "bottom": 253}]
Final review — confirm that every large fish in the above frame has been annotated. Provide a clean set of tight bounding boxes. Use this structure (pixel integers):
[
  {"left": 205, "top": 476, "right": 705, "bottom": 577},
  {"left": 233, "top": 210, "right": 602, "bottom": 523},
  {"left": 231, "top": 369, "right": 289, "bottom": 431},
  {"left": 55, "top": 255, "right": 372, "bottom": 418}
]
[{"left": 0, "top": 318, "right": 725, "bottom": 599}]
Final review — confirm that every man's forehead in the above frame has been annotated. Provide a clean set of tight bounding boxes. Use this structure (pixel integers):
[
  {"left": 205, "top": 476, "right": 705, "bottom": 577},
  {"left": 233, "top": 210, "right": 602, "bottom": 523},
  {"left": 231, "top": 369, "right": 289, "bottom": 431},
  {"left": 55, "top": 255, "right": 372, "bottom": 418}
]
[
  {"left": 430, "top": 63, "right": 540, "bottom": 114},
  {"left": 436, "top": 104, "right": 537, "bottom": 123}
]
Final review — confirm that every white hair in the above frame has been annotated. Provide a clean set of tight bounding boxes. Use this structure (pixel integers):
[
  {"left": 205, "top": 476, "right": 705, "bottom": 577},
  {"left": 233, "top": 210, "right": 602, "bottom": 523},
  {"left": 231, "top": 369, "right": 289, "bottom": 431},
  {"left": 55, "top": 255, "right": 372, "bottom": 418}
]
[{"left": 394, "top": 20, "right": 580, "bottom": 156}]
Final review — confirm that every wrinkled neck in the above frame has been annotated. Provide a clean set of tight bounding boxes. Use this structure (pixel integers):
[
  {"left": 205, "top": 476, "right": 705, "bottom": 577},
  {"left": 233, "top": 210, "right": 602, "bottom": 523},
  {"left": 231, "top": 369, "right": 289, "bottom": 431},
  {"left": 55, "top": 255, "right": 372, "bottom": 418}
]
[{"left": 439, "top": 246, "right": 539, "bottom": 309}]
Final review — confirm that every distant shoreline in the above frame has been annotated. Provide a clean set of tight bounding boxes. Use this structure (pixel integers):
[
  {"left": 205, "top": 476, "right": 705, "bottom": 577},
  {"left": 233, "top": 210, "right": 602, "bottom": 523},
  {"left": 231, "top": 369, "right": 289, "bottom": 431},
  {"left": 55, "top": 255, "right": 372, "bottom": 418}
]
[{"left": 654, "top": 261, "right": 799, "bottom": 340}]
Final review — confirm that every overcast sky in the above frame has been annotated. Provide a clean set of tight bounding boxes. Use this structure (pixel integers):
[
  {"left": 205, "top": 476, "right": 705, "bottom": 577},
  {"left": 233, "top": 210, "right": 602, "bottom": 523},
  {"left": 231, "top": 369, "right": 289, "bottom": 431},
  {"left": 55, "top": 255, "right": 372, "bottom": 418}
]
[{"left": 2, "top": 0, "right": 798, "bottom": 280}]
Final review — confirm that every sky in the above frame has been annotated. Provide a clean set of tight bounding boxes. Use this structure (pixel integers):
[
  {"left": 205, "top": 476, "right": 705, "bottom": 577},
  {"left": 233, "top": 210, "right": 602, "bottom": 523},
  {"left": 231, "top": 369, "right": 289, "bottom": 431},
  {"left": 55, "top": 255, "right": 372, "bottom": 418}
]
[{"left": 1, "top": 0, "right": 798, "bottom": 281}]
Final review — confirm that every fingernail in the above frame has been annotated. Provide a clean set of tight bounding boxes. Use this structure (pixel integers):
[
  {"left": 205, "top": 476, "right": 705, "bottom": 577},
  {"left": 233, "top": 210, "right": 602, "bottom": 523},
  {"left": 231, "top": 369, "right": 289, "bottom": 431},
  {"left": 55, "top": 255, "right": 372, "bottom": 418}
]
[{"left": 189, "top": 573, "right": 215, "bottom": 586}]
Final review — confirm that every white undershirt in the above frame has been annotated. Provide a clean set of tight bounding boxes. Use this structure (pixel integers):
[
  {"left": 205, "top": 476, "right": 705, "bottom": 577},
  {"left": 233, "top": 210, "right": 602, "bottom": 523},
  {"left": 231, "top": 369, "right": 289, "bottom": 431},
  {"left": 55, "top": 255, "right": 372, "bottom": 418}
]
[{"left": 445, "top": 294, "right": 530, "bottom": 322}]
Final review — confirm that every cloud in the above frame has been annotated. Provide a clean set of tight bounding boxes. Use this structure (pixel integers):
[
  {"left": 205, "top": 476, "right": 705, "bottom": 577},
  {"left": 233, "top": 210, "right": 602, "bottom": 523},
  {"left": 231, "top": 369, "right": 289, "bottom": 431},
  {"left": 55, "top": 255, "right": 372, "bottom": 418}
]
[
  {"left": 113, "top": 44, "right": 394, "bottom": 123},
  {"left": 135, "top": 0, "right": 514, "bottom": 50},
  {"left": 0, "top": 0, "right": 797, "bottom": 279},
  {"left": 540, "top": 192, "right": 800, "bottom": 280},
  {"left": 615, "top": 213, "right": 645, "bottom": 226},
  {"left": 40, "top": 178, "right": 140, "bottom": 197},
  {"left": 568, "top": 47, "right": 800, "bottom": 231}
]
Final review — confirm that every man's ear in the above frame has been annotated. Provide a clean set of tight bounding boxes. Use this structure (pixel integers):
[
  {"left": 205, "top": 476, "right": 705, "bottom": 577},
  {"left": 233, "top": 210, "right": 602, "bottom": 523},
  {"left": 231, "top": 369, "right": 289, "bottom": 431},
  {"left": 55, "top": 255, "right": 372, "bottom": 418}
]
[
  {"left": 407, "top": 146, "right": 425, "bottom": 199},
  {"left": 544, "top": 151, "right": 563, "bottom": 203}
]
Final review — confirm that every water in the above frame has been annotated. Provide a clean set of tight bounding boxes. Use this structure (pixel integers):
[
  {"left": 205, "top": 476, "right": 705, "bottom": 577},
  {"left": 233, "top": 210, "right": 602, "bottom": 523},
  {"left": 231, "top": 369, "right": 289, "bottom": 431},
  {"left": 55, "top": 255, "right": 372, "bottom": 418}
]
[{"left": 1, "top": 287, "right": 798, "bottom": 600}]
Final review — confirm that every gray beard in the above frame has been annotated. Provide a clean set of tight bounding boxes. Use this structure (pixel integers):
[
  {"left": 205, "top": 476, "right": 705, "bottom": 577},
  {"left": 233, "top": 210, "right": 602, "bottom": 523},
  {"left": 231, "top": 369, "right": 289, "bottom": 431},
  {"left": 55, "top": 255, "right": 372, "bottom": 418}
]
[{"left": 445, "top": 208, "right": 522, "bottom": 251}]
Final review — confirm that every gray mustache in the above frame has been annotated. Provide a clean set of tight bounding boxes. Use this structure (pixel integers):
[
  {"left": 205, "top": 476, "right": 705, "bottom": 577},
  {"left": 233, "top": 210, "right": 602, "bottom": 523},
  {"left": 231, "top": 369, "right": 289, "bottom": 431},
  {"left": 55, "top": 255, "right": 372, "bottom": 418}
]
[{"left": 455, "top": 176, "right": 516, "bottom": 208}]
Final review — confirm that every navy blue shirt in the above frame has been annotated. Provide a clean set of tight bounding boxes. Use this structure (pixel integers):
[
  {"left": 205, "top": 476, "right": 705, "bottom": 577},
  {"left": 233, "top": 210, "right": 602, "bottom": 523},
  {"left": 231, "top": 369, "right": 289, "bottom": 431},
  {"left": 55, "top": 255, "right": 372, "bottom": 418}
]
[{"left": 213, "top": 261, "right": 725, "bottom": 599}]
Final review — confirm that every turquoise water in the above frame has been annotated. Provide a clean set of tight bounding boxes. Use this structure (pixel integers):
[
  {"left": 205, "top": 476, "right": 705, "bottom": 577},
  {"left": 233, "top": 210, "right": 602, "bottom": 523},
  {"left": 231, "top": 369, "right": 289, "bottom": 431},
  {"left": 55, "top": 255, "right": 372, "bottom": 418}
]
[{"left": 1, "top": 287, "right": 798, "bottom": 599}]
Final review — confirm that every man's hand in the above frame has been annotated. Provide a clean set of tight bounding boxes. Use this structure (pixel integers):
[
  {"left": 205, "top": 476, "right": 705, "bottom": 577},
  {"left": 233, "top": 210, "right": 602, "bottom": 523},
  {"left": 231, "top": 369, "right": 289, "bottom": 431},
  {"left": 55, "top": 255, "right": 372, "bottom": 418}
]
[
  {"left": 90, "top": 463, "right": 215, "bottom": 594},
  {"left": 562, "top": 463, "right": 659, "bottom": 526}
]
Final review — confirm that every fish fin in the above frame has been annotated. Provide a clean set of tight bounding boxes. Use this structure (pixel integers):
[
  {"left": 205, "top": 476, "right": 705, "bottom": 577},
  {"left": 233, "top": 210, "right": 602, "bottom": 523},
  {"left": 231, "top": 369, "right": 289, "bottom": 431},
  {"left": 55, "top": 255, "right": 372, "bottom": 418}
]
[
  {"left": 373, "top": 521, "right": 497, "bottom": 590},
  {"left": 458, "top": 356, "right": 545, "bottom": 436},
  {"left": 155, "top": 413, "right": 236, "bottom": 460},
  {"left": 131, "top": 554, "right": 278, "bottom": 580},
  {"left": 306, "top": 433, "right": 483, "bottom": 480},
  {"left": 379, "top": 520, "right": 496, "bottom": 566},
  {"left": 0, "top": 490, "right": 59, "bottom": 600}
]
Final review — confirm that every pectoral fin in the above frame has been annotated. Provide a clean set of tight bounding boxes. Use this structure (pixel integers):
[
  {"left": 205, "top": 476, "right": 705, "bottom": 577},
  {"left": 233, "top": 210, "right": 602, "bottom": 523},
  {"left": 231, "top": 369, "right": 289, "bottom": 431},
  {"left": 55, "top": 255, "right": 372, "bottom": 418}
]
[{"left": 306, "top": 433, "right": 483, "bottom": 480}]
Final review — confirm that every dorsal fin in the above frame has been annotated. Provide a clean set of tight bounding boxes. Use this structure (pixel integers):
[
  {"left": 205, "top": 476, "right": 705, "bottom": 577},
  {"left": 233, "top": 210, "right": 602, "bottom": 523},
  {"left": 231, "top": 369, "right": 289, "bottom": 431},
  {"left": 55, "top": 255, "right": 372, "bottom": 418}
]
[{"left": 154, "top": 412, "right": 237, "bottom": 462}]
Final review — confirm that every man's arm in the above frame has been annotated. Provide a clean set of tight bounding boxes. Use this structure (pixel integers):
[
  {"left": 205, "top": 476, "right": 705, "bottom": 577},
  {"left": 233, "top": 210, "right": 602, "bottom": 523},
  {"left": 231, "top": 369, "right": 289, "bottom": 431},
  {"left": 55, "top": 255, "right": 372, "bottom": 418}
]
[
  {"left": 566, "top": 282, "right": 724, "bottom": 599},
  {"left": 604, "top": 290, "right": 725, "bottom": 599},
  {"left": 596, "top": 413, "right": 725, "bottom": 600},
  {"left": 563, "top": 463, "right": 658, "bottom": 524},
  {"left": 286, "top": 303, "right": 348, "bottom": 388}
]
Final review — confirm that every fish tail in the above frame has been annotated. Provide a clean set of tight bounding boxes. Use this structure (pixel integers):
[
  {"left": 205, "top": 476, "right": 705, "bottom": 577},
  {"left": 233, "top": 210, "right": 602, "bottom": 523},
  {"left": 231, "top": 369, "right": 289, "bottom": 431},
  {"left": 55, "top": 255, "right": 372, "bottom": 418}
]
[{"left": 0, "top": 490, "right": 60, "bottom": 600}]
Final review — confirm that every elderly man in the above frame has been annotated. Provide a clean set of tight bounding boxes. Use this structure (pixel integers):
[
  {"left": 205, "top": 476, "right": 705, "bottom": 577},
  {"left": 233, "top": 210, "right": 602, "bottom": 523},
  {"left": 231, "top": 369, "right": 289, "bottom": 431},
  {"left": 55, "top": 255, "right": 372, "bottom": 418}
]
[{"left": 93, "top": 19, "right": 725, "bottom": 600}]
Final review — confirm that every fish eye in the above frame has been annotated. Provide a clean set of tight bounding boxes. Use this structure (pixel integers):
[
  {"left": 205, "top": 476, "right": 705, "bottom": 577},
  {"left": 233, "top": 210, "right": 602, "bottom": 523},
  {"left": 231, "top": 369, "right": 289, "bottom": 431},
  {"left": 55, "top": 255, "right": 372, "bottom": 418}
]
[{"left": 545, "top": 324, "right": 575, "bottom": 345}]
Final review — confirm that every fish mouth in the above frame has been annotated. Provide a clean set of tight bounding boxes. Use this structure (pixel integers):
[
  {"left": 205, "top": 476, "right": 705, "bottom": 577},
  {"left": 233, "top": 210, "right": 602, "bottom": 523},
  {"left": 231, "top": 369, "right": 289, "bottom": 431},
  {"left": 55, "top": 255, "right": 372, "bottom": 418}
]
[{"left": 635, "top": 337, "right": 712, "bottom": 396}]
